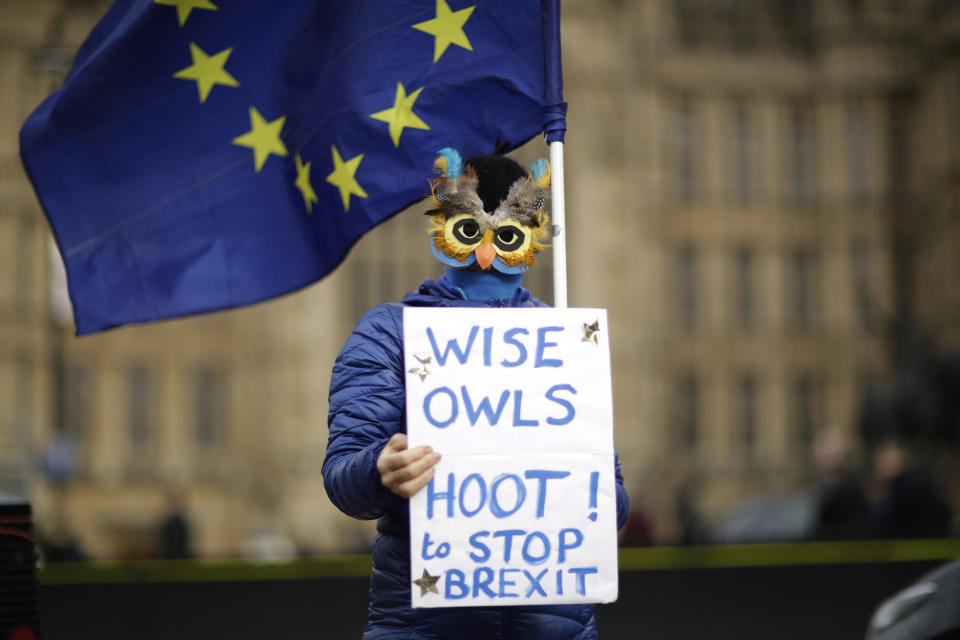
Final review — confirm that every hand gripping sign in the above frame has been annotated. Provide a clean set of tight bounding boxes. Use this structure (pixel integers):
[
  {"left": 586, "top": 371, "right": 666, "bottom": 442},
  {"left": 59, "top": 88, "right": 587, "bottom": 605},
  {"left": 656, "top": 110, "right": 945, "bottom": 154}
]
[{"left": 404, "top": 308, "right": 618, "bottom": 608}]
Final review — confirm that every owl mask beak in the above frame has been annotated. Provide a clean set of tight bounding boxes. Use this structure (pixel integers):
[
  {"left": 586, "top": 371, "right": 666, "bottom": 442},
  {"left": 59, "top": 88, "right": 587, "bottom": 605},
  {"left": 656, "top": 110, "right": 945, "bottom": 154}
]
[
  {"left": 475, "top": 229, "right": 496, "bottom": 270},
  {"left": 475, "top": 240, "right": 495, "bottom": 270}
]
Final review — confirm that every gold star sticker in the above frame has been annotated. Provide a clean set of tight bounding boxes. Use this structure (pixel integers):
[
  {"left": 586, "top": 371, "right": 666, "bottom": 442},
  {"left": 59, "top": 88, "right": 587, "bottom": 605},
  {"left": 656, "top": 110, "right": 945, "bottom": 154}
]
[
  {"left": 413, "top": 0, "right": 476, "bottom": 63},
  {"left": 582, "top": 320, "right": 600, "bottom": 345},
  {"left": 413, "top": 569, "right": 441, "bottom": 596},
  {"left": 326, "top": 146, "right": 368, "bottom": 212},
  {"left": 408, "top": 354, "right": 433, "bottom": 382},
  {"left": 294, "top": 154, "right": 318, "bottom": 213},
  {"left": 154, "top": 0, "right": 218, "bottom": 27},
  {"left": 172, "top": 43, "right": 239, "bottom": 103},
  {"left": 232, "top": 107, "right": 287, "bottom": 173},
  {"left": 370, "top": 82, "right": 430, "bottom": 147}
]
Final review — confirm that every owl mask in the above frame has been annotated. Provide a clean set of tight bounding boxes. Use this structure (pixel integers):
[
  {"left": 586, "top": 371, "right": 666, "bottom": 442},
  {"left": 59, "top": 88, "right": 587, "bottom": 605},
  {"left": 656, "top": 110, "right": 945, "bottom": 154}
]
[{"left": 426, "top": 148, "right": 550, "bottom": 274}]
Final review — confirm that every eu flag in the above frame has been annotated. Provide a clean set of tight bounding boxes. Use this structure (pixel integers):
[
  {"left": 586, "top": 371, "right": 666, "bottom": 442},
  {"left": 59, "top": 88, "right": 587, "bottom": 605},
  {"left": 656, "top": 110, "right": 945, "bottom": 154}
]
[{"left": 21, "top": 0, "right": 554, "bottom": 334}]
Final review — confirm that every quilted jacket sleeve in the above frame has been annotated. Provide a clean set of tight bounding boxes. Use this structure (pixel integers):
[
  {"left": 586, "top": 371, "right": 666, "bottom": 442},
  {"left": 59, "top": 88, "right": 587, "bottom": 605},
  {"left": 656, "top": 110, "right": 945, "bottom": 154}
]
[
  {"left": 615, "top": 451, "right": 629, "bottom": 530},
  {"left": 322, "top": 304, "right": 406, "bottom": 520}
]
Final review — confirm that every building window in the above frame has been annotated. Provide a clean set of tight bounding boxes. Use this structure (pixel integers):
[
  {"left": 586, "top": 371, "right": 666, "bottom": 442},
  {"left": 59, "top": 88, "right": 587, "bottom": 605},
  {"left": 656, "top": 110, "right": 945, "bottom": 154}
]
[
  {"left": 407, "top": 262, "right": 427, "bottom": 297},
  {"left": 890, "top": 94, "right": 909, "bottom": 203},
  {"left": 770, "top": 1, "right": 813, "bottom": 53},
  {"left": 732, "top": 103, "right": 758, "bottom": 204},
  {"left": 673, "top": 0, "right": 699, "bottom": 50},
  {"left": 851, "top": 239, "right": 875, "bottom": 331},
  {"left": 16, "top": 220, "right": 33, "bottom": 317},
  {"left": 61, "top": 365, "right": 91, "bottom": 443},
  {"left": 846, "top": 98, "right": 870, "bottom": 208},
  {"left": 677, "top": 245, "right": 698, "bottom": 331},
  {"left": 952, "top": 66, "right": 960, "bottom": 157},
  {"left": 349, "top": 261, "right": 371, "bottom": 326},
  {"left": 675, "top": 96, "right": 697, "bottom": 203},
  {"left": 673, "top": 0, "right": 757, "bottom": 51},
  {"left": 736, "top": 373, "right": 758, "bottom": 459},
  {"left": 856, "top": 368, "right": 878, "bottom": 413},
  {"left": 13, "top": 360, "right": 33, "bottom": 453},
  {"left": 783, "top": 101, "right": 816, "bottom": 209},
  {"left": 378, "top": 258, "right": 398, "bottom": 304},
  {"left": 675, "top": 372, "right": 700, "bottom": 451},
  {"left": 733, "top": 246, "right": 756, "bottom": 331},
  {"left": 521, "top": 251, "right": 553, "bottom": 307},
  {"left": 0, "top": 365, "right": 13, "bottom": 452},
  {"left": 128, "top": 367, "right": 152, "bottom": 456},
  {"left": 195, "top": 369, "right": 227, "bottom": 449},
  {"left": 787, "top": 248, "right": 818, "bottom": 331},
  {"left": 790, "top": 372, "right": 824, "bottom": 455}
]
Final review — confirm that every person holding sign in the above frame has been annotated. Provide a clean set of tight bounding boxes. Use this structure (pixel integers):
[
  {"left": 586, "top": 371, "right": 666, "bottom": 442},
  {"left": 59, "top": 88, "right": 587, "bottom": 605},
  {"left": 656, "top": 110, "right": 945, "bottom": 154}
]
[{"left": 323, "top": 150, "right": 629, "bottom": 639}]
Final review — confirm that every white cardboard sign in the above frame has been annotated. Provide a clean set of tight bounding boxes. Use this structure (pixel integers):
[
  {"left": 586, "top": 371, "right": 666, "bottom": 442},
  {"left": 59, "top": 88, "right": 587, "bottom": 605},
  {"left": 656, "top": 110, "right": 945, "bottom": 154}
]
[{"left": 403, "top": 307, "right": 617, "bottom": 608}]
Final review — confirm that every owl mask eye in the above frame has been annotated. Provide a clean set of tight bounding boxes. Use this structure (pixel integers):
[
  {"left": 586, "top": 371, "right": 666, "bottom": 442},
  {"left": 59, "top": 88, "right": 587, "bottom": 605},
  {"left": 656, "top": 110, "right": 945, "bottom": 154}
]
[
  {"left": 494, "top": 225, "right": 526, "bottom": 252},
  {"left": 429, "top": 213, "right": 486, "bottom": 266},
  {"left": 452, "top": 218, "right": 483, "bottom": 245}
]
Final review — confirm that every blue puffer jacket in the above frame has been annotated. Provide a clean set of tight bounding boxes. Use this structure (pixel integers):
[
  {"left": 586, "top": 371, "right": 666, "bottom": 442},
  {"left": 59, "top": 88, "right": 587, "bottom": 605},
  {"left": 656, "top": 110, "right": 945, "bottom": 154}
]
[{"left": 323, "top": 277, "right": 629, "bottom": 640}]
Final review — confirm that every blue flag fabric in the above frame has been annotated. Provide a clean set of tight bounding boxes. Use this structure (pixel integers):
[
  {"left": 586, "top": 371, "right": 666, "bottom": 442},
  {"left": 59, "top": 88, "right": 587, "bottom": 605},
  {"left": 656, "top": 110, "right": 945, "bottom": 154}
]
[{"left": 21, "top": 0, "right": 550, "bottom": 334}]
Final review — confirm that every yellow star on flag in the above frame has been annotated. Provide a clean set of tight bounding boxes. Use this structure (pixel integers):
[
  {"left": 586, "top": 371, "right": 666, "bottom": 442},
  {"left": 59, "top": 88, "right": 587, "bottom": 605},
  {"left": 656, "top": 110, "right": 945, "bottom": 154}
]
[
  {"left": 232, "top": 107, "right": 287, "bottom": 173},
  {"left": 173, "top": 43, "right": 239, "bottom": 103},
  {"left": 370, "top": 82, "right": 431, "bottom": 147},
  {"left": 412, "top": 0, "right": 476, "bottom": 63},
  {"left": 294, "top": 155, "right": 319, "bottom": 213},
  {"left": 154, "top": 0, "right": 218, "bottom": 27},
  {"left": 326, "top": 146, "right": 368, "bottom": 212}
]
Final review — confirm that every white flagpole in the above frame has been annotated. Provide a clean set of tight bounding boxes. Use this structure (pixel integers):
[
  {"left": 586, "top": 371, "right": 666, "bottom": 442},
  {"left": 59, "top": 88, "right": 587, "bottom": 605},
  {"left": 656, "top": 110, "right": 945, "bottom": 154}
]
[{"left": 550, "top": 139, "right": 567, "bottom": 309}]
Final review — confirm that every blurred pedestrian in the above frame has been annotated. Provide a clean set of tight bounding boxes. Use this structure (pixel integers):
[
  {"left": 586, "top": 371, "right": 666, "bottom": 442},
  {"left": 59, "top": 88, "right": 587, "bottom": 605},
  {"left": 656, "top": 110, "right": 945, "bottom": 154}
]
[
  {"left": 619, "top": 501, "right": 655, "bottom": 546},
  {"left": 871, "top": 438, "right": 951, "bottom": 539},
  {"left": 809, "top": 427, "right": 871, "bottom": 541},
  {"left": 157, "top": 488, "right": 192, "bottom": 559},
  {"left": 676, "top": 483, "right": 709, "bottom": 545}
]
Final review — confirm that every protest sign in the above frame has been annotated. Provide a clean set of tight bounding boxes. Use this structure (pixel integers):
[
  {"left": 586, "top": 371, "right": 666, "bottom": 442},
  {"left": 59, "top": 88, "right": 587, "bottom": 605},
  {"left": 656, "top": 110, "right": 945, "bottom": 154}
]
[{"left": 404, "top": 307, "right": 617, "bottom": 608}]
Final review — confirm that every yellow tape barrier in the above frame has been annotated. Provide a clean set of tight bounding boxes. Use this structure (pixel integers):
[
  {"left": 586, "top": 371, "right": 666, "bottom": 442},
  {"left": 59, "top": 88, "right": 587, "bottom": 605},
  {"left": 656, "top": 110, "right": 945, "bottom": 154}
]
[{"left": 39, "top": 539, "right": 960, "bottom": 585}]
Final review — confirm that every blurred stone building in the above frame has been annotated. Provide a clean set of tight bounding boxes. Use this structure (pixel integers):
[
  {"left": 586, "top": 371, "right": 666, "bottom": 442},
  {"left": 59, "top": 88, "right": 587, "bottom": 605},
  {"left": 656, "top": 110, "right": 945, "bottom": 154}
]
[
  {"left": 557, "top": 0, "right": 959, "bottom": 539},
  {"left": 0, "top": 0, "right": 957, "bottom": 557}
]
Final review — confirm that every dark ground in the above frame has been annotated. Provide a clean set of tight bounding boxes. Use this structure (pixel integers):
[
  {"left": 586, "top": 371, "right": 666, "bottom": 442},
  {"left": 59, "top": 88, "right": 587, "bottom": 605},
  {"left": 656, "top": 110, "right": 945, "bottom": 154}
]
[{"left": 38, "top": 561, "right": 940, "bottom": 639}]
